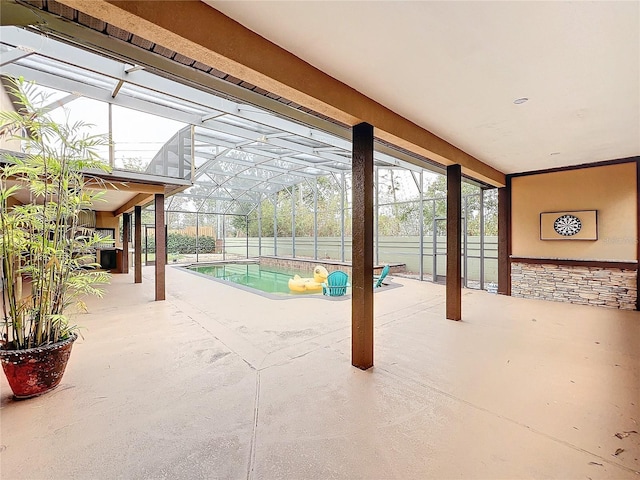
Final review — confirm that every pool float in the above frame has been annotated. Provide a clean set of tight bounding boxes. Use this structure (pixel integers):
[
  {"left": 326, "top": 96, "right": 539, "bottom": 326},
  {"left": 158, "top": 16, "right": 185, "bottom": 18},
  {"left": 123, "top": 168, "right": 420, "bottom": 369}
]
[{"left": 288, "top": 266, "right": 329, "bottom": 293}]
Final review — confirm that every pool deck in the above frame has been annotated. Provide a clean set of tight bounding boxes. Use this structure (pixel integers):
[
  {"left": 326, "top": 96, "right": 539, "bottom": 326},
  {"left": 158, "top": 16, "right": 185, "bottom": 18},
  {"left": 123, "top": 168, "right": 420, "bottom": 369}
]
[{"left": 1, "top": 265, "right": 639, "bottom": 479}]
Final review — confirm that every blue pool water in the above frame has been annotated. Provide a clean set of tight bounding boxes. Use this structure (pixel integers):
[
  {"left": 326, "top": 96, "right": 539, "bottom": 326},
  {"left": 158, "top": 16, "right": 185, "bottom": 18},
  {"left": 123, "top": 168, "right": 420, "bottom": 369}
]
[{"left": 186, "top": 263, "right": 318, "bottom": 296}]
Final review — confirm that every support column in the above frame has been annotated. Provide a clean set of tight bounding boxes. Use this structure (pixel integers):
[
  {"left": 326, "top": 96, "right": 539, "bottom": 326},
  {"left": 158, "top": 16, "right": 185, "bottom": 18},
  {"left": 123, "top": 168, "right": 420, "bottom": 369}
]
[
  {"left": 632, "top": 160, "right": 640, "bottom": 310},
  {"left": 498, "top": 180, "right": 511, "bottom": 296},
  {"left": 122, "top": 212, "right": 130, "bottom": 274},
  {"left": 351, "top": 122, "right": 374, "bottom": 370},
  {"left": 154, "top": 194, "right": 166, "bottom": 301},
  {"left": 446, "top": 164, "right": 462, "bottom": 321},
  {"left": 134, "top": 205, "right": 142, "bottom": 283}
]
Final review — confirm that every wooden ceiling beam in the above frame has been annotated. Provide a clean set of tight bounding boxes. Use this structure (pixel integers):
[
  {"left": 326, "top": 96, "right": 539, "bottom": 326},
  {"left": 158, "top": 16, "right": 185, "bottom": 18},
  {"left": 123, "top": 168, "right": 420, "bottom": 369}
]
[
  {"left": 85, "top": 179, "right": 166, "bottom": 194},
  {"left": 113, "top": 192, "right": 154, "bottom": 216}
]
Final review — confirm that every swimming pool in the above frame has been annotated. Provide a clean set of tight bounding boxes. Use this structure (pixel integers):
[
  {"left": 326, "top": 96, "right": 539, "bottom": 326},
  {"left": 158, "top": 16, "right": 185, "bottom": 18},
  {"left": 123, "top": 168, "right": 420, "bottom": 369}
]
[{"left": 185, "top": 263, "right": 321, "bottom": 296}]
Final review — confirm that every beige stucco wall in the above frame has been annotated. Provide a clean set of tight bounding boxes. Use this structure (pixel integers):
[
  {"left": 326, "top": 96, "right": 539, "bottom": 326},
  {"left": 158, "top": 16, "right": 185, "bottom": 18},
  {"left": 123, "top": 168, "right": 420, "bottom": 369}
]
[{"left": 511, "top": 162, "right": 637, "bottom": 262}]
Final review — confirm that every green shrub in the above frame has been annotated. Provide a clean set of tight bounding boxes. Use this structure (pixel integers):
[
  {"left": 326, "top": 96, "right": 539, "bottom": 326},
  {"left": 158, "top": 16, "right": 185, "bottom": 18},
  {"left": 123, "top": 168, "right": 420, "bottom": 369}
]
[{"left": 145, "top": 234, "right": 216, "bottom": 254}]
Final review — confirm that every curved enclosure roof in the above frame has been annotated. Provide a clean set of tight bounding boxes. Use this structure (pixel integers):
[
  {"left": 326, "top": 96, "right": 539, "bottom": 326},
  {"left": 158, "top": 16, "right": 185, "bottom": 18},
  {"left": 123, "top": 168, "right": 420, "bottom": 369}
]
[{"left": 1, "top": 26, "right": 448, "bottom": 215}]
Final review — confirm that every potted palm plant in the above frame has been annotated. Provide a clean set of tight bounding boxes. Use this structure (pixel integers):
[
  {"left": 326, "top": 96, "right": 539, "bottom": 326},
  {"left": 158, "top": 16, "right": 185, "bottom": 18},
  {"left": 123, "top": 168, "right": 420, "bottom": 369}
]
[{"left": 0, "top": 77, "right": 111, "bottom": 399}]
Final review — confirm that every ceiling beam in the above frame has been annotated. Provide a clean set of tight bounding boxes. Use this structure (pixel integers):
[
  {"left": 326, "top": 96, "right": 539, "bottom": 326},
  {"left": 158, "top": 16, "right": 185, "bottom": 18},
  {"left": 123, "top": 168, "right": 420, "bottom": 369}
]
[
  {"left": 85, "top": 179, "right": 166, "bottom": 194},
  {"left": 114, "top": 192, "right": 154, "bottom": 216},
  {"left": 58, "top": 0, "right": 505, "bottom": 187}
]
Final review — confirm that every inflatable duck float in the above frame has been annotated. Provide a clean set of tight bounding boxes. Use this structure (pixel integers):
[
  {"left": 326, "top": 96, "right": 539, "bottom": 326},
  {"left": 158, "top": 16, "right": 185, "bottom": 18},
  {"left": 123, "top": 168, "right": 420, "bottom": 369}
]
[{"left": 288, "top": 265, "right": 329, "bottom": 293}]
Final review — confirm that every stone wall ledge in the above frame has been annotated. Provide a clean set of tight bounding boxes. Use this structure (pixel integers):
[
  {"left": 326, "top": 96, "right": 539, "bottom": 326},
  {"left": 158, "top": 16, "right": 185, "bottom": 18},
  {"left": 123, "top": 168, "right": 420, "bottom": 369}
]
[{"left": 511, "top": 262, "right": 637, "bottom": 311}]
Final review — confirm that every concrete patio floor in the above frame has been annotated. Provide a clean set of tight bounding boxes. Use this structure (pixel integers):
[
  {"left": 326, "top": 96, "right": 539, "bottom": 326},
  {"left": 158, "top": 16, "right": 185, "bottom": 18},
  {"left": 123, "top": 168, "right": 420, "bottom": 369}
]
[{"left": 1, "top": 266, "right": 639, "bottom": 479}]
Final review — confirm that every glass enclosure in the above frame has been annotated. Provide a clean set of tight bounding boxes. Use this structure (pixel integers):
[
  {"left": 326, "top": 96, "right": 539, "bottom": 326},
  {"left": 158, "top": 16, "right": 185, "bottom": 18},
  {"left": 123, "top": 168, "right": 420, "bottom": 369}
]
[{"left": 1, "top": 25, "right": 499, "bottom": 289}]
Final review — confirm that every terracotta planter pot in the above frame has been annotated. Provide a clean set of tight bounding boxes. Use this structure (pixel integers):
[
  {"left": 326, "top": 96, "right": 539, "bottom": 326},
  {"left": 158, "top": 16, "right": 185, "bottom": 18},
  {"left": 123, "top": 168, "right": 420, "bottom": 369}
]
[{"left": 0, "top": 334, "right": 77, "bottom": 399}]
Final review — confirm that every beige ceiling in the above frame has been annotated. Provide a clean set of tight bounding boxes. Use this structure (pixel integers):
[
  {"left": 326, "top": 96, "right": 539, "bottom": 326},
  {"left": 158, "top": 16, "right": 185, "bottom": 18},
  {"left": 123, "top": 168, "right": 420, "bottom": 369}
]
[
  {"left": 7, "top": 180, "right": 139, "bottom": 212},
  {"left": 86, "top": 189, "right": 139, "bottom": 212},
  {"left": 206, "top": 0, "right": 639, "bottom": 175}
]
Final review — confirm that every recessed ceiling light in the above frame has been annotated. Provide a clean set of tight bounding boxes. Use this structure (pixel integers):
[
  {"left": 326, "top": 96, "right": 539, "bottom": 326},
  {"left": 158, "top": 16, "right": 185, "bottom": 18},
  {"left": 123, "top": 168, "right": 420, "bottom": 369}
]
[{"left": 513, "top": 97, "right": 529, "bottom": 105}]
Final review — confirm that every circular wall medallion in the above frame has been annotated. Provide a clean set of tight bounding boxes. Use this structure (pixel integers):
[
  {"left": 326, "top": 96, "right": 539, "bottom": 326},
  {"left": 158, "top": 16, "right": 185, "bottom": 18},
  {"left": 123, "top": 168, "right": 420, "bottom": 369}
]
[{"left": 553, "top": 214, "right": 582, "bottom": 236}]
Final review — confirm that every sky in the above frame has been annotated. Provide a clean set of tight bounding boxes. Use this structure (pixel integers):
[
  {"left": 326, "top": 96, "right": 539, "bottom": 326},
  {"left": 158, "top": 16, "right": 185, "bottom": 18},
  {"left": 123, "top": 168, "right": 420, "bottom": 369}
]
[{"left": 39, "top": 84, "right": 185, "bottom": 170}]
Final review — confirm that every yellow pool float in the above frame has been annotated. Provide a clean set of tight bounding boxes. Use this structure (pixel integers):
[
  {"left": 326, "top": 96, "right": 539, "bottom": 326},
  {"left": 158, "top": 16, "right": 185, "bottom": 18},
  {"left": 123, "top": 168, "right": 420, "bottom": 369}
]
[{"left": 288, "top": 266, "right": 329, "bottom": 293}]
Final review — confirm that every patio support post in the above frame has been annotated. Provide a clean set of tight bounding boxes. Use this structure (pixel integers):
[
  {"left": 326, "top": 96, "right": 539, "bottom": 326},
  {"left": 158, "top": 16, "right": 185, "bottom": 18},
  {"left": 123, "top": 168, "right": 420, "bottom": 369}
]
[
  {"left": 222, "top": 214, "right": 226, "bottom": 261},
  {"left": 498, "top": 180, "right": 511, "bottom": 296},
  {"left": 122, "top": 212, "right": 130, "bottom": 274},
  {"left": 446, "top": 164, "right": 462, "bottom": 321},
  {"left": 154, "top": 193, "right": 166, "bottom": 301},
  {"left": 246, "top": 215, "right": 249, "bottom": 259},
  {"left": 636, "top": 159, "right": 639, "bottom": 310},
  {"left": 351, "top": 122, "right": 374, "bottom": 370},
  {"left": 314, "top": 178, "right": 318, "bottom": 260},
  {"left": 341, "top": 172, "right": 345, "bottom": 262},
  {"left": 134, "top": 205, "right": 142, "bottom": 283},
  {"left": 636, "top": 160, "right": 640, "bottom": 310}
]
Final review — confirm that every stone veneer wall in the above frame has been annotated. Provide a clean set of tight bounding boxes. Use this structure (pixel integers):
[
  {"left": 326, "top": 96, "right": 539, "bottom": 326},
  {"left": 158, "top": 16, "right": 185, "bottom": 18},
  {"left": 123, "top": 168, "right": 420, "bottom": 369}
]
[
  {"left": 511, "top": 262, "right": 637, "bottom": 310},
  {"left": 261, "top": 256, "right": 352, "bottom": 276},
  {"left": 259, "top": 256, "right": 406, "bottom": 278}
]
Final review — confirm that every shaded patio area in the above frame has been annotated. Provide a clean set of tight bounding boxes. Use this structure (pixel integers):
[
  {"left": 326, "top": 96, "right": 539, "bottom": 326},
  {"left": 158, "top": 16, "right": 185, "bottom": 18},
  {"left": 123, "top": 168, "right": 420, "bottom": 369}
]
[{"left": 1, "top": 267, "right": 638, "bottom": 479}]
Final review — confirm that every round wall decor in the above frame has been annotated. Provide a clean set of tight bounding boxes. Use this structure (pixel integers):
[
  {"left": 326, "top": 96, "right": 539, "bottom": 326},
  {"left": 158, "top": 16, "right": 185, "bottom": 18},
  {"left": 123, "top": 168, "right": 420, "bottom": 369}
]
[{"left": 553, "top": 214, "right": 582, "bottom": 236}]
